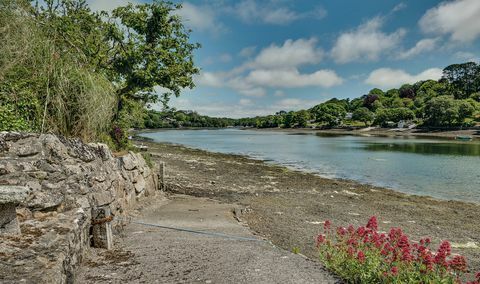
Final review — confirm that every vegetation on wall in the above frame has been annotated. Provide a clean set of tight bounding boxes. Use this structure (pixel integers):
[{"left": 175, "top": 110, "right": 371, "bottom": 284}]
[{"left": 0, "top": 0, "right": 199, "bottom": 144}]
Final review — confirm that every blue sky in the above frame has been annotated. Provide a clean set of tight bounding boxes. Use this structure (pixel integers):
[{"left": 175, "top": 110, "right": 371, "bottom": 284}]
[{"left": 88, "top": 0, "right": 480, "bottom": 118}]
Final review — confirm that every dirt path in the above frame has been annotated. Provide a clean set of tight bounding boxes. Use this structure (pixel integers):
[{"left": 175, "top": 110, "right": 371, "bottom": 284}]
[{"left": 76, "top": 195, "right": 338, "bottom": 283}]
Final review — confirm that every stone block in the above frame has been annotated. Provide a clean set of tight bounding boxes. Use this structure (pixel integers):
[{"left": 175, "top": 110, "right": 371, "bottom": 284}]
[{"left": 0, "top": 186, "right": 29, "bottom": 234}]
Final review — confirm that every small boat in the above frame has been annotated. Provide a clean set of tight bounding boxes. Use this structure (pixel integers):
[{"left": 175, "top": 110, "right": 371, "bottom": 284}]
[{"left": 455, "top": 135, "right": 473, "bottom": 141}]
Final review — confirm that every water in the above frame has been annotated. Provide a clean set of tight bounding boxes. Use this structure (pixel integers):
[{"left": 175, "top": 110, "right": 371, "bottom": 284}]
[{"left": 140, "top": 129, "right": 480, "bottom": 203}]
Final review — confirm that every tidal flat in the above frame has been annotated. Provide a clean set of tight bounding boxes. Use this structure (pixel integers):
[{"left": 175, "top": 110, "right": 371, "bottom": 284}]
[{"left": 146, "top": 141, "right": 480, "bottom": 276}]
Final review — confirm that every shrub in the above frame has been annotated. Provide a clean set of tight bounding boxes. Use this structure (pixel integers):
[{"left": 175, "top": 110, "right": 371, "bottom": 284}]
[{"left": 316, "top": 217, "right": 480, "bottom": 283}]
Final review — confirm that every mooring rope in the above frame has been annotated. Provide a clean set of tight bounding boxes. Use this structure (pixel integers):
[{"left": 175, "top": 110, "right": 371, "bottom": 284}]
[{"left": 115, "top": 217, "right": 264, "bottom": 242}]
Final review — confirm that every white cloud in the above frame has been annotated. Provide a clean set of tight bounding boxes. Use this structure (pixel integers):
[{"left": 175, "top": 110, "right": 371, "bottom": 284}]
[
  {"left": 195, "top": 38, "right": 342, "bottom": 97},
  {"left": 244, "top": 68, "right": 343, "bottom": 88},
  {"left": 398, "top": 38, "right": 439, "bottom": 59},
  {"left": 239, "top": 46, "right": 257, "bottom": 58},
  {"left": 250, "top": 38, "right": 324, "bottom": 69},
  {"left": 219, "top": 53, "right": 232, "bottom": 63},
  {"left": 273, "top": 90, "right": 285, "bottom": 97},
  {"left": 238, "top": 88, "right": 267, "bottom": 97},
  {"left": 365, "top": 68, "right": 443, "bottom": 88},
  {"left": 176, "top": 2, "right": 226, "bottom": 34},
  {"left": 331, "top": 17, "right": 406, "bottom": 63},
  {"left": 232, "top": 0, "right": 326, "bottom": 25},
  {"left": 419, "top": 0, "right": 480, "bottom": 43},
  {"left": 86, "top": 0, "right": 139, "bottom": 12},
  {"left": 392, "top": 3, "right": 407, "bottom": 13},
  {"left": 454, "top": 51, "right": 479, "bottom": 62},
  {"left": 168, "top": 97, "right": 323, "bottom": 118},
  {"left": 239, "top": 98, "right": 253, "bottom": 106},
  {"left": 195, "top": 72, "right": 225, "bottom": 88}
]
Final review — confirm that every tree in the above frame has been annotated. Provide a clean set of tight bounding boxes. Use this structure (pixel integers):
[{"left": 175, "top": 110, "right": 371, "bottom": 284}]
[
  {"left": 294, "top": 110, "right": 310, "bottom": 128},
  {"left": 442, "top": 62, "right": 480, "bottom": 99},
  {"left": 423, "top": 96, "right": 460, "bottom": 127},
  {"left": 352, "top": 107, "right": 373, "bottom": 126},
  {"left": 399, "top": 84, "right": 416, "bottom": 99},
  {"left": 374, "top": 108, "right": 415, "bottom": 127},
  {"left": 312, "top": 103, "right": 346, "bottom": 127},
  {"left": 35, "top": 0, "right": 200, "bottom": 127}
]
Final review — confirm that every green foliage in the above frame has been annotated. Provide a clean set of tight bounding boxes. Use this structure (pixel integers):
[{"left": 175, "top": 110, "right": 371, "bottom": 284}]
[
  {"left": 312, "top": 103, "right": 347, "bottom": 127},
  {"left": 352, "top": 107, "right": 373, "bottom": 126},
  {"left": 0, "top": 0, "right": 199, "bottom": 147},
  {"left": 423, "top": 96, "right": 476, "bottom": 127},
  {"left": 141, "top": 152, "right": 154, "bottom": 169},
  {"left": 374, "top": 108, "right": 415, "bottom": 127},
  {"left": 144, "top": 109, "right": 236, "bottom": 129}
]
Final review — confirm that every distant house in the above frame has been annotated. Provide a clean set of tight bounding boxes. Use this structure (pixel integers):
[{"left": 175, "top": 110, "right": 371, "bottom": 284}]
[
  {"left": 345, "top": 112, "right": 353, "bottom": 119},
  {"left": 397, "top": 120, "right": 414, "bottom": 128}
]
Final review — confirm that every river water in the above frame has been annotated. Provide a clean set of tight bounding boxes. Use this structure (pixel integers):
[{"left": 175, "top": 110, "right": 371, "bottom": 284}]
[{"left": 140, "top": 129, "right": 480, "bottom": 203}]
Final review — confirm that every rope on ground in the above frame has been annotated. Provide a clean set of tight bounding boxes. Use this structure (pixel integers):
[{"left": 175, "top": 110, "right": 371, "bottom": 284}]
[{"left": 115, "top": 217, "right": 264, "bottom": 242}]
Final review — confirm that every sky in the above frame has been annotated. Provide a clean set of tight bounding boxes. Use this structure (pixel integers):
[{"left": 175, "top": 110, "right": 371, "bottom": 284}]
[{"left": 87, "top": 0, "right": 480, "bottom": 118}]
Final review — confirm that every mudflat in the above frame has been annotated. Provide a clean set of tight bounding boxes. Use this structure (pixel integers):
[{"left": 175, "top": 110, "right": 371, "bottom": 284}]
[{"left": 146, "top": 141, "right": 480, "bottom": 275}]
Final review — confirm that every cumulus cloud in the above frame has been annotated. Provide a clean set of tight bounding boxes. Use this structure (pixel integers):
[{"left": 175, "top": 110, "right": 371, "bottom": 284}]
[
  {"left": 398, "top": 38, "right": 439, "bottom": 59},
  {"left": 250, "top": 38, "right": 324, "bottom": 69},
  {"left": 365, "top": 68, "right": 443, "bottom": 88},
  {"left": 232, "top": 0, "right": 326, "bottom": 25},
  {"left": 168, "top": 97, "right": 324, "bottom": 118},
  {"left": 454, "top": 51, "right": 479, "bottom": 62},
  {"left": 195, "top": 38, "right": 343, "bottom": 97},
  {"left": 331, "top": 17, "right": 406, "bottom": 63},
  {"left": 244, "top": 69, "right": 343, "bottom": 88},
  {"left": 273, "top": 90, "right": 286, "bottom": 97},
  {"left": 86, "top": 0, "right": 139, "bottom": 12},
  {"left": 239, "top": 46, "right": 257, "bottom": 58},
  {"left": 176, "top": 2, "right": 227, "bottom": 34},
  {"left": 419, "top": 0, "right": 480, "bottom": 43}
]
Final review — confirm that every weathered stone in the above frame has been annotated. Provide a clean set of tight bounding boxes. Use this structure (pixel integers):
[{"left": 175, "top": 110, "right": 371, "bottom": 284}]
[
  {"left": 121, "top": 153, "right": 138, "bottom": 171},
  {"left": 0, "top": 186, "right": 28, "bottom": 234},
  {"left": 0, "top": 186, "right": 29, "bottom": 205}
]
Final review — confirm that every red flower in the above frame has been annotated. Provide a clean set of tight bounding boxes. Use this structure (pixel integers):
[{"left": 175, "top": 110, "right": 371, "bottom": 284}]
[
  {"left": 391, "top": 266, "right": 398, "bottom": 275},
  {"left": 356, "top": 226, "right": 366, "bottom": 237},
  {"left": 336, "top": 227, "right": 347, "bottom": 236},
  {"left": 357, "top": 251, "right": 366, "bottom": 263},
  {"left": 438, "top": 240, "right": 452, "bottom": 256},
  {"left": 324, "top": 220, "right": 332, "bottom": 231},
  {"left": 366, "top": 216, "right": 378, "bottom": 231},
  {"left": 476, "top": 272, "right": 480, "bottom": 280},
  {"left": 397, "top": 235, "right": 410, "bottom": 249},
  {"left": 316, "top": 234, "right": 326, "bottom": 246},
  {"left": 449, "top": 255, "right": 467, "bottom": 272}
]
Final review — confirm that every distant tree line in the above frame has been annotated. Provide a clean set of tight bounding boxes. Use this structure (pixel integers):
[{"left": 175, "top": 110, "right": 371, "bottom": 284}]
[
  {"left": 227, "top": 62, "right": 480, "bottom": 130},
  {"left": 144, "top": 109, "right": 236, "bottom": 128}
]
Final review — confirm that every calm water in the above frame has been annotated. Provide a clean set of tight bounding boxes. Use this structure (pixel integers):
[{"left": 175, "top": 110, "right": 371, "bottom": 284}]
[{"left": 141, "top": 129, "right": 480, "bottom": 203}]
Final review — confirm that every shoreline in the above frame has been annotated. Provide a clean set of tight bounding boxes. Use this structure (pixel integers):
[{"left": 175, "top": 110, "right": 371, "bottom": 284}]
[
  {"left": 144, "top": 140, "right": 480, "bottom": 276},
  {"left": 247, "top": 127, "right": 480, "bottom": 140}
]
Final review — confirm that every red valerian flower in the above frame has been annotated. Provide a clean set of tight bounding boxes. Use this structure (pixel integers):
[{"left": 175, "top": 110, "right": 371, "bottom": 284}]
[
  {"left": 316, "top": 234, "right": 326, "bottom": 246},
  {"left": 391, "top": 266, "right": 398, "bottom": 275},
  {"left": 449, "top": 255, "right": 467, "bottom": 272},
  {"left": 357, "top": 251, "right": 366, "bottom": 263},
  {"left": 324, "top": 220, "right": 332, "bottom": 231},
  {"left": 397, "top": 235, "right": 410, "bottom": 249},
  {"left": 366, "top": 216, "right": 378, "bottom": 231}
]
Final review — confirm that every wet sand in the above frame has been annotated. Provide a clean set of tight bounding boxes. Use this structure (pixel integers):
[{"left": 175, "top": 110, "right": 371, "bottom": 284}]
[{"left": 145, "top": 141, "right": 480, "bottom": 276}]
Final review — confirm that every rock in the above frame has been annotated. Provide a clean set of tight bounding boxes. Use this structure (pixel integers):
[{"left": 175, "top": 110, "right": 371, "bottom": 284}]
[
  {"left": 121, "top": 153, "right": 138, "bottom": 171},
  {"left": 0, "top": 186, "right": 29, "bottom": 234},
  {"left": 0, "top": 186, "right": 29, "bottom": 205}
]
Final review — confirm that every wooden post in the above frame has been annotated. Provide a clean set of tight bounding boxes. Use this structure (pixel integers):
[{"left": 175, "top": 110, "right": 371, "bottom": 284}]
[
  {"left": 91, "top": 206, "right": 113, "bottom": 249},
  {"left": 158, "top": 162, "right": 166, "bottom": 191}
]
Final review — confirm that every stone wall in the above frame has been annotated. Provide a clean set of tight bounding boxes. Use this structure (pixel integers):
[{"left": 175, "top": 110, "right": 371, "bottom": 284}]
[{"left": 0, "top": 132, "right": 159, "bottom": 283}]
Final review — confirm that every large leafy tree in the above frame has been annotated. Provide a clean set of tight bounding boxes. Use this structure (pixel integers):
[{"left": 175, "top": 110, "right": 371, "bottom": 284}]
[
  {"left": 442, "top": 62, "right": 480, "bottom": 99},
  {"left": 34, "top": 0, "right": 200, "bottom": 125},
  {"left": 312, "top": 103, "right": 346, "bottom": 127}
]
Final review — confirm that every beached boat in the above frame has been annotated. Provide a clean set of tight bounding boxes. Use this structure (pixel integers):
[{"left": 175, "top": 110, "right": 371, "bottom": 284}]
[{"left": 455, "top": 135, "right": 473, "bottom": 141}]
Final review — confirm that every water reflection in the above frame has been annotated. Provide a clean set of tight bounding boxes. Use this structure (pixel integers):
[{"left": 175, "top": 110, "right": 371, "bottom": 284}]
[{"left": 362, "top": 142, "right": 480, "bottom": 156}]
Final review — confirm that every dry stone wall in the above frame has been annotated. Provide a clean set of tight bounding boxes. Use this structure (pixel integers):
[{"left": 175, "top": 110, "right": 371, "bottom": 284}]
[{"left": 0, "top": 132, "right": 159, "bottom": 283}]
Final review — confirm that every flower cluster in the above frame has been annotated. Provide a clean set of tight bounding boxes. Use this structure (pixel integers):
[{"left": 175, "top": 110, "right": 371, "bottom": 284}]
[{"left": 316, "top": 216, "right": 479, "bottom": 283}]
